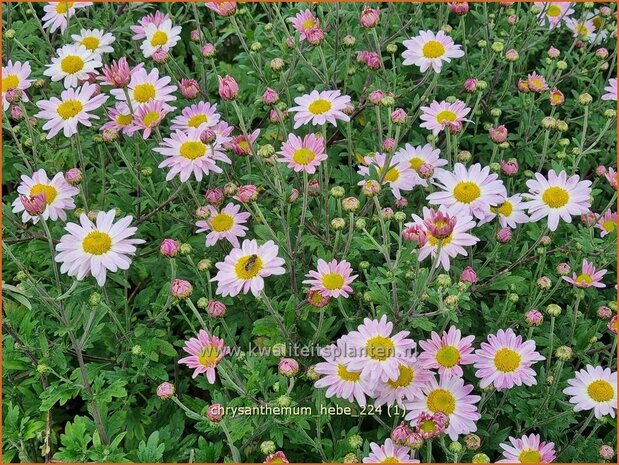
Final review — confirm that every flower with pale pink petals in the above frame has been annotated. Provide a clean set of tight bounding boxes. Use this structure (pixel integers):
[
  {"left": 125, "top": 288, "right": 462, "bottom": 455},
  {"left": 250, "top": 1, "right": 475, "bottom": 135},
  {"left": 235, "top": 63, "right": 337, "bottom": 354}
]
[
  {"left": 178, "top": 329, "right": 227, "bottom": 382},
  {"left": 562, "top": 259, "right": 607, "bottom": 288}
]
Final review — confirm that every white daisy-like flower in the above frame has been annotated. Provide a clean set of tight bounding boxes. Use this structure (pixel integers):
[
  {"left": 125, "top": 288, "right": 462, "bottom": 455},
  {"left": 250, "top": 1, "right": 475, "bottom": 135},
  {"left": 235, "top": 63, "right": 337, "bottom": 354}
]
[
  {"left": 2, "top": 60, "right": 32, "bottom": 111},
  {"left": 71, "top": 28, "right": 116, "bottom": 54},
  {"left": 288, "top": 89, "right": 351, "bottom": 129},
  {"left": 34, "top": 83, "right": 108, "bottom": 139},
  {"left": 11, "top": 169, "right": 79, "bottom": 224},
  {"left": 522, "top": 170, "right": 592, "bottom": 231},
  {"left": 55, "top": 210, "right": 144, "bottom": 286},
  {"left": 357, "top": 153, "right": 417, "bottom": 199},
  {"left": 170, "top": 101, "right": 221, "bottom": 131},
  {"left": 41, "top": 2, "right": 93, "bottom": 34},
  {"left": 427, "top": 163, "right": 507, "bottom": 220},
  {"left": 373, "top": 360, "right": 433, "bottom": 409},
  {"left": 563, "top": 365, "right": 617, "bottom": 419},
  {"left": 565, "top": 17, "right": 597, "bottom": 40},
  {"left": 534, "top": 2, "right": 574, "bottom": 29},
  {"left": 394, "top": 143, "right": 447, "bottom": 187},
  {"left": 402, "top": 30, "right": 464, "bottom": 73},
  {"left": 478, "top": 194, "right": 530, "bottom": 229},
  {"left": 44, "top": 44, "right": 102, "bottom": 89},
  {"left": 140, "top": 18, "right": 182, "bottom": 58},
  {"left": 110, "top": 67, "right": 177, "bottom": 108},
  {"left": 196, "top": 203, "right": 251, "bottom": 248}
]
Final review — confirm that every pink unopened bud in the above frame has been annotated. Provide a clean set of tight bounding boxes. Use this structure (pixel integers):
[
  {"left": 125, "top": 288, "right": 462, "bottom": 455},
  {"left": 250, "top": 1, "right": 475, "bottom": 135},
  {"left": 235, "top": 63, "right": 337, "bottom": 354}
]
[
  {"left": 448, "top": 2, "right": 469, "bottom": 15},
  {"left": 517, "top": 79, "right": 530, "bottom": 93},
  {"left": 205, "top": 187, "right": 224, "bottom": 205},
  {"left": 262, "top": 87, "right": 279, "bottom": 105},
  {"left": 207, "top": 403, "right": 224, "bottom": 422},
  {"left": 218, "top": 75, "right": 239, "bottom": 101},
  {"left": 507, "top": 14, "right": 518, "bottom": 25},
  {"left": 10, "top": 104, "right": 23, "bottom": 121},
  {"left": 497, "top": 227, "right": 512, "bottom": 243},
  {"left": 65, "top": 168, "right": 82, "bottom": 186},
  {"left": 307, "top": 289, "right": 330, "bottom": 308},
  {"left": 369, "top": 89, "right": 385, "bottom": 105},
  {"left": 308, "top": 180, "right": 321, "bottom": 196},
  {"left": 460, "top": 266, "right": 477, "bottom": 283},
  {"left": 446, "top": 120, "right": 463, "bottom": 134},
  {"left": 285, "top": 36, "right": 295, "bottom": 48},
  {"left": 463, "top": 78, "right": 478, "bottom": 93},
  {"left": 287, "top": 188, "right": 299, "bottom": 203},
  {"left": 152, "top": 47, "right": 169, "bottom": 64},
  {"left": 5, "top": 88, "right": 23, "bottom": 104},
  {"left": 382, "top": 138, "right": 396, "bottom": 152},
  {"left": 360, "top": 6, "right": 380, "bottom": 27},
  {"left": 208, "top": 300, "right": 227, "bottom": 318},
  {"left": 525, "top": 309, "right": 544, "bottom": 326},
  {"left": 499, "top": 160, "right": 518, "bottom": 176},
  {"left": 171, "top": 279, "right": 193, "bottom": 299},
  {"left": 390, "top": 108, "right": 407, "bottom": 124},
  {"left": 547, "top": 46, "right": 560, "bottom": 59},
  {"left": 100, "top": 57, "right": 132, "bottom": 88},
  {"left": 391, "top": 422, "right": 415, "bottom": 447},
  {"left": 395, "top": 197, "right": 408, "bottom": 209},
  {"left": 402, "top": 224, "right": 428, "bottom": 246},
  {"left": 157, "top": 382, "right": 175, "bottom": 399},
  {"left": 489, "top": 125, "right": 508, "bottom": 143},
  {"left": 417, "top": 162, "right": 434, "bottom": 179},
  {"left": 101, "top": 128, "right": 118, "bottom": 142},
  {"left": 234, "top": 184, "right": 258, "bottom": 203},
  {"left": 504, "top": 49, "right": 519, "bottom": 62},
  {"left": 556, "top": 262, "right": 571, "bottom": 276},
  {"left": 196, "top": 205, "right": 211, "bottom": 219},
  {"left": 596, "top": 48, "right": 609, "bottom": 59},
  {"left": 223, "top": 182, "right": 238, "bottom": 196},
  {"left": 580, "top": 212, "right": 598, "bottom": 226},
  {"left": 160, "top": 238, "right": 180, "bottom": 257},
  {"left": 598, "top": 306, "right": 612, "bottom": 320},
  {"left": 609, "top": 315, "right": 618, "bottom": 335},
  {"left": 20, "top": 194, "right": 46, "bottom": 216},
  {"left": 180, "top": 79, "right": 200, "bottom": 99},
  {"left": 278, "top": 358, "right": 299, "bottom": 377},
  {"left": 190, "top": 29, "right": 201, "bottom": 42},
  {"left": 200, "top": 128, "right": 216, "bottom": 145},
  {"left": 599, "top": 445, "right": 615, "bottom": 461},
  {"left": 595, "top": 165, "right": 608, "bottom": 177},
  {"left": 306, "top": 27, "right": 324, "bottom": 46},
  {"left": 201, "top": 43, "right": 216, "bottom": 57}
]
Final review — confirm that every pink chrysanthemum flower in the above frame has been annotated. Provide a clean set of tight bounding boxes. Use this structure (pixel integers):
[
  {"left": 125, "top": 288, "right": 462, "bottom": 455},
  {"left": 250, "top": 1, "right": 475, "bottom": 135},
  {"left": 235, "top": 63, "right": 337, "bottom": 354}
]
[
  {"left": 140, "top": 18, "right": 182, "bottom": 58},
  {"left": 563, "top": 365, "right": 617, "bottom": 419},
  {"left": 566, "top": 17, "right": 597, "bottom": 39},
  {"left": 178, "top": 329, "right": 227, "bottom": 383},
  {"left": 602, "top": 78, "right": 617, "bottom": 101},
  {"left": 205, "top": 2, "right": 237, "bottom": 17},
  {"left": 196, "top": 203, "right": 251, "bottom": 248},
  {"left": 99, "top": 57, "right": 142, "bottom": 88},
  {"left": 11, "top": 169, "right": 79, "bottom": 224},
  {"left": 357, "top": 153, "right": 418, "bottom": 199},
  {"left": 404, "top": 374, "right": 481, "bottom": 441},
  {"left": 522, "top": 169, "right": 592, "bottom": 231},
  {"left": 110, "top": 67, "right": 177, "bottom": 108},
  {"left": 527, "top": 72, "right": 549, "bottom": 93},
  {"left": 406, "top": 206, "right": 479, "bottom": 271},
  {"left": 226, "top": 129, "right": 260, "bottom": 156},
  {"left": 415, "top": 411, "right": 449, "bottom": 439},
  {"left": 473, "top": 328, "right": 545, "bottom": 390},
  {"left": 562, "top": 259, "right": 607, "bottom": 288},
  {"left": 497, "top": 434, "right": 556, "bottom": 463},
  {"left": 288, "top": 89, "right": 351, "bottom": 129},
  {"left": 427, "top": 163, "right": 507, "bottom": 220},
  {"left": 605, "top": 167, "right": 617, "bottom": 190},
  {"left": 171, "top": 101, "right": 221, "bottom": 131},
  {"left": 288, "top": 9, "right": 320, "bottom": 42},
  {"left": 2, "top": 60, "right": 32, "bottom": 111},
  {"left": 394, "top": 143, "right": 447, "bottom": 187},
  {"left": 211, "top": 239, "right": 286, "bottom": 297},
  {"left": 41, "top": 2, "right": 93, "bottom": 33},
  {"left": 130, "top": 10, "right": 170, "bottom": 40},
  {"left": 101, "top": 102, "right": 138, "bottom": 136},
  {"left": 402, "top": 30, "right": 464, "bottom": 73},
  {"left": 34, "top": 83, "right": 108, "bottom": 139},
  {"left": 418, "top": 326, "right": 475, "bottom": 379},
  {"left": 302, "top": 259, "right": 358, "bottom": 298},
  {"left": 44, "top": 44, "right": 102, "bottom": 89},
  {"left": 373, "top": 360, "right": 433, "bottom": 409},
  {"left": 534, "top": 2, "right": 574, "bottom": 29},
  {"left": 278, "top": 133, "right": 327, "bottom": 174},
  {"left": 420, "top": 99, "right": 471, "bottom": 135},
  {"left": 595, "top": 210, "right": 616, "bottom": 237},
  {"left": 345, "top": 315, "right": 416, "bottom": 383},
  {"left": 314, "top": 338, "right": 374, "bottom": 406},
  {"left": 363, "top": 439, "right": 420, "bottom": 463},
  {"left": 133, "top": 100, "right": 174, "bottom": 139},
  {"left": 55, "top": 210, "right": 144, "bottom": 286},
  {"left": 72, "top": 28, "right": 116, "bottom": 55},
  {"left": 154, "top": 127, "right": 231, "bottom": 181}
]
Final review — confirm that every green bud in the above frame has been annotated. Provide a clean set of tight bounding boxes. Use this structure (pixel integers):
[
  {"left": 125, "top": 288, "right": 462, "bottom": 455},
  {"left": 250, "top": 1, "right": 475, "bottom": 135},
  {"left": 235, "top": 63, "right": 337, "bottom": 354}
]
[
  {"left": 197, "top": 297, "right": 209, "bottom": 309},
  {"left": 386, "top": 43, "right": 397, "bottom": 54},
  {"left": 509, "top": 293, "right": 519, "bottom": 303},
  {"left": 436, "top": 274, "right": 451, "bottom": 287},
  {"left": 546, "top": 304, "right": 562, "bottom": 317},
  {"left": 141, "top": 166, "right": 153, "bottom": 176},
  {"left": 472, "top": 453, "right": 491, "bottom": 463},
  {"left": 355, "top": 218, "right": 367, "bottom": 230},
  {"left": 88, "top": 292, "right": 102, "bottom": 307},
  {"left": 180, "top": 243, "right": 192, "bottom": 255},
  {"left": 394, "top": 211, "right": 407, "bottom": 222},
  {"left": 131, "top": 345, "right": 142, "bottom": 356},
  {"left": 343, "top": 453, "right": 358, "bottom": 463},
  {"left": 331, "top": 186, "right": 346, "bottom": 198},
  {"left": 276, "top": 395, "right": 291, "bottom": 407},
  {"left": 381, "top": 96, "right": 395, "bottom": 107},
  {"left": 558, "top": 138, "right": 570, "bottom": 147},
  {"left": 4, "top": 29, "right": 15, "bottom": 39},
  {"left": 555, "top": 345, "right": 573, "bottom": 361},
  {"left": 476, "top": 80, "right": 488, "bottom": 90},
  {"left": 578, "top": 93, "right": 593, "bottom": 105},
  {"left": 348, "top": 434, "right": 363, "bottom": 450},
  {"left": 449, "top": 441, "right": 463, "bottom": 454},
  {"left": 197, "top": 259, "right": 212, "bottom": 271},
  {"left": 477, "top": 40, "right": 487, "bottom": 48},
  {"left": 445, "top": 295, "right": 459, "bottom": 308},
  {"left": 491, "top": 41, "right": 504, "bottom": 53},
  {"left": 490, "top": 108, "right": 502, "bottom": 117},
  {"left": 446, "top": 95, "right": 457, "bottom": 104},
  {"left": 331, "top": 217, "right": 346, "bottom": 231},
  {"left": 258, "top": 144, "right": 275, "bottom": 158},
  {"left": 556, "top": 60, "right": 568, "bottom": 70},
  {"left": 359, "top": 261, "right": 370, "bottom": 270},
  {"left": 604, "top": 109, "right": 617, "bottom": 119},
  {"left": 260, "top": 441, "right": 276, "bottom": 456}
]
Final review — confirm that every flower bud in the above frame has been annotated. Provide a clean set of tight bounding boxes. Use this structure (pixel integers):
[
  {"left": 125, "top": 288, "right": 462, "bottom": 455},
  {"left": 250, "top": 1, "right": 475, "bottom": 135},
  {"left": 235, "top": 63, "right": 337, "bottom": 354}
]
[
  {"left": 207, "top": 403, "right": 224, "bottom": 422},
  {"left": 525, "top": 309, "right": 544, "bottom": 326},
  {"left": 157, "top": 382, "right": 175, "bottom": 400},
  {"left": 497, "top": 227, "right": 512, "bottom": 243},
  {"left": 171, "top": 279, "right": 192, "bottom": 299},
  {"left": 362, "top": 180, "right": 381, "bottom": 197},
  {"left": 261, "top": 441, "right": 276, "bottom": 456},
  {"left": 555, "top": 345, "right": 572, "bottom": 361},
  {"left": 160, "top": 238, "right": 181, "bottom": 257},
  {"left": 331, "top": 186, "right": 346, "bottom": 198},
  {"left": 546, "top": 304, "right": 562, "bottom": 317},
  {"left": 180, "top": 79, "right": 200, "bottom": 99},
  {"left": 464, "top": 434, "right": 481, "bottom": 451},
  {"left": 472, "top": 453, "right": 490, "bottom": 463},
  {"left": 460, "top": 266, "right": 477, "bottom": 284},
  {"left": 278, "top": 358, "right": 299, "bottom": 377},
  {"left": 578, "top": 93, "right": 593, "bottom": 105},
  {"left": 331, "top": 217, "right": 346, "bottom": 231},
  {"left": 218, "top": 75, "right": 239, "bottom": 101}
]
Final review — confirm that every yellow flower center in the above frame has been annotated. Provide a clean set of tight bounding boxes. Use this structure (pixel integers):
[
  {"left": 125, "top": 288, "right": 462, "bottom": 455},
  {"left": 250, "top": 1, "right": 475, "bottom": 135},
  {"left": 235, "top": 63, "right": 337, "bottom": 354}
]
[
  {"left": 322, "top": 272, "right": 345, "bottom": 290},
  {"left": 495, "top": 200, "right": 513, "bottom": 217},
  {"left": 82, "top": 231, "right": 112, "bottom": 255},
  {"left": 409, "top": 157, "right": 424, "bottom": 171},
  {"left": 151, "top": 30, "right": 169, "bottom": 47},
  {"left": 387, "top": 364, "right": 415, "bottom": 388},
  {"left": 551, "top": 93, "right": 563, "bottom": 104},
  {"left": 587, "top": 380, "right": 614, "bottom": 402},
  {"left": 80, "top": 36, "right": 100, "bottom": 51},
  {"left": 133, "top": 83, "right": 156, "bottom": 104},
  {"left": 493, "top": 348, "right": 521, "bottom": 373},
  {"left": 542, "top": 186, "right": 569, "bottom": 208},
  {"left": 453, "top": 181, "right": 481, "bottom": 204},
  {"left": 575, "top": 273, "right": 593, "bottom": 284},
  {"left": 2, "top": 74, "right": 19, "bottom": 90},
  {"left": 384, "top": 167, "right": 400, "bottom": 183},
  {"left": 366, "top": 335, "right": 395, "bottom": 361},
  {"left": 197, "top": 346, "right": 219, "bottom": 367},
  {"left": 426, "top": 388, "right": 456, "bottom": 415},
  {"left": 420, "top": 419, "right": 438, "bottom": 434},
  {"left": 422, "top": 40, "right": 446, "bottom": 59},
  {"left": 30, "top": 184, "right": 58, "bottom": 205},
  {"left": 337, "top": 363, "right": 361, "bottom": 382},
  {"left": 546, "top": 5, "right": 561, "bottom": 17},
  {"left": 381, "top": 458, "right": 400, "bottom": 464},
  {"left": 210, "top": 213, "right": 234, "bottom": 232},
  {"left": 575, "top": 24, "right": 590, "bottom": 36},
  {"left": 428, "top": 233, "right": 453, "bottom": 247},
  {"left": 436, "top": 110, "right": 457, "bottom": 124},
  {"left": 602, "top": 220, "right": 616, "bottom": 233},
  {"left": 518, "top": 450, "right": 542, "bottom": 463},
  {"left": 57, "top": 99, "right": 83, "bottom": 120},
  {"left": 302, "top": 18, "right": 316, "bottom": 30},
  {"left": 116, "top": 113, "right": 132, "bottom": 126},
  {"left": 292, "top": 148, "right": 316, "bottom": 165},
  {"left": 142, "top": 111, "right": 161, "bottom": 127},
  {"left": 55, "top": 2, "right": 74, "bottom": 14},
  {"left": 592, "top": 16, "right": 603, "bottom": 29},
  {"left": 436, "top": 345, "right": 461, "bottom": 368},
  {"left": 187, "top": 114, "right": 208, "bottom": 128},
  {"left": 308, "top": 98, "right": 332, "bottom": 115},
  {"left": 179, "top": 141, "right": 206, "bottom": 160},
  {"left": 234, "top": 254, "right": 264, "bottom": 280},
  {"left": 60, "top": 55, "right": 85, "bottom": 74}
]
